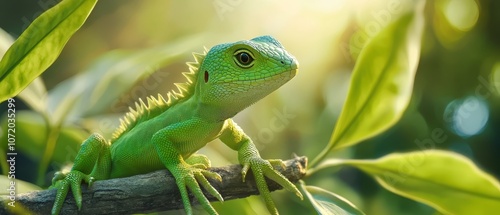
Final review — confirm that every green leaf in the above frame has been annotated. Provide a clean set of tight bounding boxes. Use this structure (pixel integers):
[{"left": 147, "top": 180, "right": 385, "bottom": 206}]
[
  {"left": 302, "top": 184, "right": 365, "bottom": 215},
  {"left": 0, "top": 28, "right": 48, "bottom": 120},
  {"left": 328, "top": 150, "right": 500, "bottom": 215},
  {"left": 311, "top": 2, "right": 425, "bottom": 166},
  {"left": 331, "top": 3, "right": 424, "bottom": 149},
  {"left": 0, "top": 0, "right": 98, "bottom": 103}
]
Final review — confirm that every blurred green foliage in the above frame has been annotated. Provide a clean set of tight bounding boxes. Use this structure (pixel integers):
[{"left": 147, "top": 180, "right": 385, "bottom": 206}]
[{"left": 0, "top": 0, "right": 499, "bottom": 214}]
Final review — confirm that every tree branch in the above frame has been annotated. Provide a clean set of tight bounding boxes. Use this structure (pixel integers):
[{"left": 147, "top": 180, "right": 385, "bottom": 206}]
[{"left": 1, "top": 156, "right": 307, "bottom": 215}]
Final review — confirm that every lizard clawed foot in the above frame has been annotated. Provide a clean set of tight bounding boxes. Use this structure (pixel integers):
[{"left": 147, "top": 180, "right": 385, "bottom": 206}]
[
  {"left": 170, "top": 163, "right": 223, "bottom": 215},
  {"left": 185, "top": 154, "right": 212, "bottom": 169},
  {"left": 241, "top": 157, "right": 303, "bottom": 215},
  {"left": 50, "top": 170, "right": 94, "bottom": 215},
  {"left": 268, "top": 159, "right": 287, "bottom": 169}
]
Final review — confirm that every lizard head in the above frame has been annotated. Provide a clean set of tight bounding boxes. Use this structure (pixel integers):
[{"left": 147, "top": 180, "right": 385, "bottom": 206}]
[{"left": 195, "top": 35, "right": 298, "bottom": 117}]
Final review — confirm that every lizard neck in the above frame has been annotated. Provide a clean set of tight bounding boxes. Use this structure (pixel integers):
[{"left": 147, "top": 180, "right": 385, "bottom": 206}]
[{"left": 189, "top": 93, "right": 242, "bottom": 122}]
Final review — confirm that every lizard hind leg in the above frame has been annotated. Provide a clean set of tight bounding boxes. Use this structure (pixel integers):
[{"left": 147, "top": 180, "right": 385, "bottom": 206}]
[{"left": 50, "top": 133, "right": 111, "bottom": 215}]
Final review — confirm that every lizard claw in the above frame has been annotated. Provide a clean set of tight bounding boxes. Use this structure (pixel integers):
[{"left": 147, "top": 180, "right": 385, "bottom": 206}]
[
  {"left": 196, "top": 170, "right": 224, "bottom": 202},
  {"left": 88, "top": 176, "right": 95, "bottom": 187},
  {"left": 51, "top": 171, "right": 67, "bottom": 187},
  {"left": 242, "top": 157, "right": 303, "bottom": 215},
  {"left": 170, "top": 163, "right": 223, "bottom": 215},
  {"left": 185, "top": 154, "right": 212, "bottom": 169},
  {"left": 268, "top": 159, "right": 286, "bottom": 169},
  {"left": 241, "top": 163, "right": 250, "bottom": 182},
  {"left": 51, "top": 170, "right": 94, "bottom": 214}
]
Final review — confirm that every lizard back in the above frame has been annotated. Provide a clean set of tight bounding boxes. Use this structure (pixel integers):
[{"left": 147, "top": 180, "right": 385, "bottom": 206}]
[{"left": 110, "top": 50, "right": 207, "bottom": 142}]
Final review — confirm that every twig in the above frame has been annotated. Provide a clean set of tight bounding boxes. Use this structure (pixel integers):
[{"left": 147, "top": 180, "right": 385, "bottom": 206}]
[{"left": 1, "top": 156, "right": 307, "bottom": 215}]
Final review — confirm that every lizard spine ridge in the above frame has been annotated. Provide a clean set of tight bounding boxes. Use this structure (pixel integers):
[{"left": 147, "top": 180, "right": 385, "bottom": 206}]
[{"left": 110, "top": 50, "right": 207, "bottom": 142}]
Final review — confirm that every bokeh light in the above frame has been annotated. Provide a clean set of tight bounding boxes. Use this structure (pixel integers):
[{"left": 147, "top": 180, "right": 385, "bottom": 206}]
[
  {"left": 444, "top": 96, "right": 489, "bottom": 138},
  {"left": 492, "top": 62, "right": 500, "bottom": 95},
  {"left": 433, "top": 0, "right": 480, "bottom": 46},
  {"left": 442, "top": 0, "right": 479, "bottom": 31}
]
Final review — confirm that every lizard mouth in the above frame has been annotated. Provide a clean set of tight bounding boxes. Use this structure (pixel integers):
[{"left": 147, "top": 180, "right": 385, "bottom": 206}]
[
  {"left": 230, "top": 58, "right": 299, "bottom": 84},
  {"left": 229, "top": 69, "right": 297, "bottom": 84}
]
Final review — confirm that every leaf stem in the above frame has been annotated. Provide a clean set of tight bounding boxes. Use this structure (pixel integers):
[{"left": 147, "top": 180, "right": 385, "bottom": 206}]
[
  {"left": 309, "top": 142, "right": 333, "bottom": 168},
  {"left": 36, "top": 115, "right": 60, "bottom": 186}
]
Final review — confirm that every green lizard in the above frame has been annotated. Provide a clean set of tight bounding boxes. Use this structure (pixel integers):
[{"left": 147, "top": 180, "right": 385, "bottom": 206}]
[{"left": 50, "top": 35, "right": 302, "bottom": 215}]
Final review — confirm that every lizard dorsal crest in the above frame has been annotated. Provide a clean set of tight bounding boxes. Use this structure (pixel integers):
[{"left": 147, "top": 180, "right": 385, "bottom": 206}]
[{"left": 110, "top": 50, "right": 207, "bottom": 141}]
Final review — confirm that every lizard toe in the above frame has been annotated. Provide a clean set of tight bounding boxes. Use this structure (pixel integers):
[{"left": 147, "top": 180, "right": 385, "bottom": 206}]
[
  {"left": 268, "top": 159, "right": 286, "bottom": 169},
  {"left": 261, "top": 163, "right": 303, "bottom": 200},
  {"left": 242, "top": 157, "right": 302, "bottom": 214},
  {"left": 52, "top": 179, "right": 69, "bottom": 215},
  {"left": 51, "top": 171, "right": 67, "bottom": 187},
  {"left": 170, "top": 163, "right": 221, "bottom": 215},
  {"left": 51, "top": 170, "right": 92, "bottom": 213},
  {"left": 196, "top": 170, "right": 224, "bottom": 202}
]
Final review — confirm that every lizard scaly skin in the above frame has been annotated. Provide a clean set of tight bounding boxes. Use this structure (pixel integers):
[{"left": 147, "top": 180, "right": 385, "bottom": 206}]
[{"left": 50, "top": 35, "right": 302, "bottom": 215}]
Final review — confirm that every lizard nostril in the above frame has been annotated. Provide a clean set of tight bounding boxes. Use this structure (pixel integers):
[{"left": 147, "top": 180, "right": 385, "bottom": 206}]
[{"left": 280, "top": 61, "right": 284, "bottom": 64}]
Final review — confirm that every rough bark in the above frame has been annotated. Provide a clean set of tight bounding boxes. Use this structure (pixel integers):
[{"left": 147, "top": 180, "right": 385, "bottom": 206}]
[{"left": 0, "top": 156, "right": 307, "bottom": 215}]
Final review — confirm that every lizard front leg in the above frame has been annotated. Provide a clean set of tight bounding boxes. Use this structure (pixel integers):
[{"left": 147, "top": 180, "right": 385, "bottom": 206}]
[
  {"left": 151, "top": 121, "right": 223, "bottom": 215},
  {"left": 50, "top": 133, "right": 111, "bottom": 215},
  {"left": 219, "top": 119, "right": 303, "bottom": 215}
]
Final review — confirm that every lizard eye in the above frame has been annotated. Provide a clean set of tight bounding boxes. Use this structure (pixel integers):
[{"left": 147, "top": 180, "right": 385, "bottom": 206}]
[{"left": 233, "top": 49, "right": 255, "bottom": 68}]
